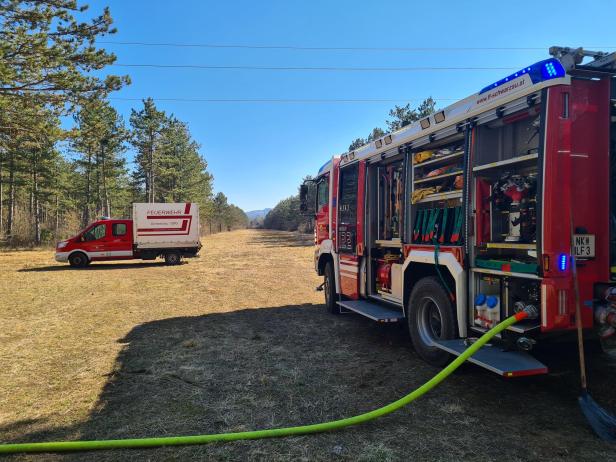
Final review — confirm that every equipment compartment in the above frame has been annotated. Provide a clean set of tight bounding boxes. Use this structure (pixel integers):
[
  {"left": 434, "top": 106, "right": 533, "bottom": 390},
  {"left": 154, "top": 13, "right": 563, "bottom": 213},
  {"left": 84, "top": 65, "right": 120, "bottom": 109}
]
[
  {"left": 410, "top": 135, "right": 466, "bottom": 246},
  {"left": 468, "top": 105, "right": 544, "bottom": 336},
  {"left": 470, "top": 106, "right": 542, "bottom": 278}
]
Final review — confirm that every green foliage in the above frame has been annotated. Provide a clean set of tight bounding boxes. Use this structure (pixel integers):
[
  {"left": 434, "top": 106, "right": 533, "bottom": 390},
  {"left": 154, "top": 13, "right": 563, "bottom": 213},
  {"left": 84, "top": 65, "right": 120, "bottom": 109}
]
[
  {"left": 348, "top": 138, "right": 366, "bottom": 151},
  {"left": 263, "top": 177, "right": 315, "bottom": 233},
  {"left": 208, "top": 192, "right": 248, "bottom": 232},
  {"left": 367, "top": 127, "right": 386, "bottom": 142},
  {"left": 72, "top": 98, "right": 129, "bottom": 225},
  {"left": 157, "top": 118, "right": 213, "bottom": 206},
  {"left": 0, "top": 2, "right": 246, "bottom": 245},
  {"left": 346, "top": 97, "right": 437, "bottom": 152},
  {"left": 386, "top": 97, "right": 436, "bottom": 132},
  {"left": 0, "top": 0, "right": 130, "bottom": 107},
  {"left": 130, "top": 98, "right": 167, "bottom": 203}
]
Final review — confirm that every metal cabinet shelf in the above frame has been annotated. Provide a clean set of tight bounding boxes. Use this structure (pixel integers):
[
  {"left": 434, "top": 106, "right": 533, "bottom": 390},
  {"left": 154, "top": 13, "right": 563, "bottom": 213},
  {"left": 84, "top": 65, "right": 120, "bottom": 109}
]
[
  {"left": 414, "top": 170, "right": 463, "bottom": 185},
  {"left": 473, "top": 152, "right": 538, "bottom": 172}
]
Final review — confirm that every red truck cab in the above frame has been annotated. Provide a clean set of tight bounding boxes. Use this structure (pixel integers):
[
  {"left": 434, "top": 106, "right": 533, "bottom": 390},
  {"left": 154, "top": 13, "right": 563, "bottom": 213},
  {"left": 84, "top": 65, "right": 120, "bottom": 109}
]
[{"left": 55, "top": 218, "right": 134, "bottom": 267}]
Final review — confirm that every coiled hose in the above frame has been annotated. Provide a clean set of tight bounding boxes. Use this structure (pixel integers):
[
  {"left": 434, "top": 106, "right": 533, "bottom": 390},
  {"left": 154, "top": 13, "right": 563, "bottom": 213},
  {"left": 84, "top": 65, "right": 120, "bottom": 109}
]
[{"left": 0, "top": 312, "right": 528, "bottom": 454}]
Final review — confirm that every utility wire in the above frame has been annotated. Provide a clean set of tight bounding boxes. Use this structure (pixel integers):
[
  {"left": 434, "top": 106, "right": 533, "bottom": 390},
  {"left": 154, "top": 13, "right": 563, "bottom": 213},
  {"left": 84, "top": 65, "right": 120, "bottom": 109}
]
[
  {"left": 99, "top": 41, "right": 616, "bottom": 52},
  {"left": 109, "top": 97, "right": 460, "bottom": 103},
  {"left": 113, "top": 63, "right": 518, "bottom": 71}
]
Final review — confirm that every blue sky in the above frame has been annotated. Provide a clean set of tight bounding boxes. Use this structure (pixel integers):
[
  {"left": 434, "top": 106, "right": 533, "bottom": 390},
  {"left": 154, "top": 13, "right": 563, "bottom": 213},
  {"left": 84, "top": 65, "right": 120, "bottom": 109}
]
[{"left": 92, "top": 0, "right": 614, "bottom": 211}]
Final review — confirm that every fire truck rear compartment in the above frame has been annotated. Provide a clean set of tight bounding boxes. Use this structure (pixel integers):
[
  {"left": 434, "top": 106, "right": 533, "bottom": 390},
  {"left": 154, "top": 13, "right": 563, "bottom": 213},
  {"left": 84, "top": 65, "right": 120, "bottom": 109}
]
[{"left": 468, "top": 105, "right": 544, "bottom": 343}]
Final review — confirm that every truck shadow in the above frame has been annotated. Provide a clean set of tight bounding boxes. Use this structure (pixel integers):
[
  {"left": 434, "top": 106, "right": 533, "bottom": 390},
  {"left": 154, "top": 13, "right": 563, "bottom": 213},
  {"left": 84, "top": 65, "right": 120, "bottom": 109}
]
[
  {"left": 2, "top": 304, "right": 616, "bottom": 461},
  {"left": 18, "top": 262, "right": 173, "bottom": 272}
]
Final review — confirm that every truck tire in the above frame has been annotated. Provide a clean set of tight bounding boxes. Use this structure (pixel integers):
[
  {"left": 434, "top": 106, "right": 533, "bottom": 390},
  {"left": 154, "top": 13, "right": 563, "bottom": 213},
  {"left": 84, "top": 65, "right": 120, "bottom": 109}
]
[
  {"left": 408, "top": 276, "right": 457, "bottom": 367},
  {"left": 69, "top": 252, "right": 89, "bottom": 268},
  {"left": 324, "top": 262, "right": 340, "bottom": 314},
  {"left": 164, "top": 251, "right": 181, "bottom": 266}
]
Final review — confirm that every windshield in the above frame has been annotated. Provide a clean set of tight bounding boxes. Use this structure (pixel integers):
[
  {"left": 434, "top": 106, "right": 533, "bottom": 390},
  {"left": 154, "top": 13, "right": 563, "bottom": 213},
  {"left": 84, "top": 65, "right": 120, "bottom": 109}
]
[{"left": 71, "top": 222, "right": 100, "bottom": 240}]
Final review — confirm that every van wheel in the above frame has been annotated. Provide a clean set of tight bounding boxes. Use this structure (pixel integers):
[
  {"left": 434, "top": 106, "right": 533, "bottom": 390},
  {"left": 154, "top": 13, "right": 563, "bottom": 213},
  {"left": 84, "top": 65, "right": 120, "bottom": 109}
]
[
  {"left": 324, "top": 262, "right": 340, "bottom": 314},
  {"left": 164, "top": 251, "right": 181, "bottom": 265},
  {"left": 408, "top": 276, "right": 457, "bottom": 367},
  {"left": 69, "top": 252, "right": 89, "bottom": 268}
]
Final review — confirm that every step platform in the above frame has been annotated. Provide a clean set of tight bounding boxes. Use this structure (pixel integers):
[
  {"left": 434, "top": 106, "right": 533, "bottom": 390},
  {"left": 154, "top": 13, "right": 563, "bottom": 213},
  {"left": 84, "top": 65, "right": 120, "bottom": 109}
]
[
  {"left": 337, "top": 300, "right": 404, "bottom": 323},
  {"left": 434, "top": 339, "right": 548, "bottom": 377}
]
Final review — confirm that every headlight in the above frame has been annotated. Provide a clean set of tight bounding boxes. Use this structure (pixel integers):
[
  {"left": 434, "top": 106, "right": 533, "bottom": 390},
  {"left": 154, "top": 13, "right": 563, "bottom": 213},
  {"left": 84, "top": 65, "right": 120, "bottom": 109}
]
[{"left": 57, "top": 241, "right": 68, "bottom": 249}]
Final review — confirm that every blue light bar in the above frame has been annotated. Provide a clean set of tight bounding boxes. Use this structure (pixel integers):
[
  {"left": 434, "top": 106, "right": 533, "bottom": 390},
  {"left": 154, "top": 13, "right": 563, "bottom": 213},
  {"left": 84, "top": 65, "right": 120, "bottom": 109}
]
[
  {"left": 479, "top": 58, "right": 566, "bottom": 94},
  {"left": 318, "top": 159, "right": 331, "bottom": 174},
  {"left": 558, "top": 254, "right": 568, "bottom": 271}
]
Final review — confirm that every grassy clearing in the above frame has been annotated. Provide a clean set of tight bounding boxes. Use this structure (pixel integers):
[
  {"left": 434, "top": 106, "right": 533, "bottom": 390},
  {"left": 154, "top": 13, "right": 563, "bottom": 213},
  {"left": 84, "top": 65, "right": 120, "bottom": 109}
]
[{"left": 1, "top": 229, "right": 615, "bottom": 461}]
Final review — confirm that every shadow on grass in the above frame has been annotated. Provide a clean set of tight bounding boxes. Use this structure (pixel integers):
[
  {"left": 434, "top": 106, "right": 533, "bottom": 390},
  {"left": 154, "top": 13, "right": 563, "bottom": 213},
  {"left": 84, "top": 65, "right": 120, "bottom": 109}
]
[
  {"left": 247, "top": 231, "right": 313, "bottom": 248},
  {"left": 2, "top": 304, "right": 616, "bottom": 461},
  {"left": 18, "top": 261, "right": 174, "bottom": 273}
]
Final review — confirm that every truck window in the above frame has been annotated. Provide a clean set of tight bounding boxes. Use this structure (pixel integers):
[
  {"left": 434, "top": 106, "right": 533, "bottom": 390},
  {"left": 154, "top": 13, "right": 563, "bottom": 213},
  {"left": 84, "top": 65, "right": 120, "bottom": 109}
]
[
  {"left": 338, "top": 164, "right": 359, "bottom": 253},
  {"left": 316, "top": 179, "right": 329, "bottom": 209},
  {"left": 112, "top": 223, "right": 127, "bottom": 236},
  {"left": 83, "top": 224, "right": 106, "bottom": 241}
]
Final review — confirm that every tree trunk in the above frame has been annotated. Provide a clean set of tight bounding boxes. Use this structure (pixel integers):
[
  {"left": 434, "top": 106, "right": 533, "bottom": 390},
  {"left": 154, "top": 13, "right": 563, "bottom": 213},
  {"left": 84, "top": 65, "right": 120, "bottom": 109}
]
[
  {"left": 7, "top": 150, "right": 15, "bottom": 240},
  {"left": 149, "top": 130, "right": 155, "bottom": 203},
  {"left": 33, "top": 154, "right": 40, "bottom": 245},
  {"left": 101, "top": 144, "right": 110, "bottom": 217},
  {"left": 0, "top": 152, "right": 4, "bottom": 236},
  {"left": 83, "top": 149, "right": 91, "bottom": 227},
  {"left": 149, "top": 144, "right": 154, "bottom": 203},
  {"left": 95, "top": 147, "right": 101, "bottom": 217},
  {"left": 29, "top": 177, "right": 33, "bottom": 224},
  {"left": 55, "top": 194, "right": 59, "bottom": 236}
]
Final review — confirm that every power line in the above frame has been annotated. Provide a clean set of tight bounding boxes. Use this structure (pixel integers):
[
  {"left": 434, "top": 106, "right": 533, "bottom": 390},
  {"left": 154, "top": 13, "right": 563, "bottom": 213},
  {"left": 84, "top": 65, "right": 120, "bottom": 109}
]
[
  {"left": 113, "top": 63, "right": 517, "bottom": 71},
  {"left": 109, "top": 97, "right": 460, "bottom": 104},
  {"left": 100, "top": 41, "right": 616, "bottom": 52}
]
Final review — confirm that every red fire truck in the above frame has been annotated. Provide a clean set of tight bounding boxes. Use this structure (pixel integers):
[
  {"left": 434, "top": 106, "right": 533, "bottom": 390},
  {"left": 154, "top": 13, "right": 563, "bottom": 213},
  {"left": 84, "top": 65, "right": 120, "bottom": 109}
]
[
  {"left": 301, "top": 47, "right": 616, "bottom": 377},
  {"left": 55, "top": 203, "right": 201, "bottom": 267}
]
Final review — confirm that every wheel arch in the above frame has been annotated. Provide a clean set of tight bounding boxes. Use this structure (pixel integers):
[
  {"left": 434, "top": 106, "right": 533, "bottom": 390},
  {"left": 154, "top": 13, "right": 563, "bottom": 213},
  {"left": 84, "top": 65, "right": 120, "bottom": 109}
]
[
  {"left": 317, "top": 252, "right": 333, "bottom": 276},
  {"left": 403, "top": 250, "right": 467, "bottom": 337},
  {"left": 68, "top": 249, "right": 90, "bottom": 261}
]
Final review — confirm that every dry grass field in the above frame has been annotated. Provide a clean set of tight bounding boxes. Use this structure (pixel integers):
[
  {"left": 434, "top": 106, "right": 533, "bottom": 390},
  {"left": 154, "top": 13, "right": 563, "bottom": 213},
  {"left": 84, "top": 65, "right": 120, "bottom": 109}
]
[{"left": 1, "top": 229, "right": 616, "bottom": 461}]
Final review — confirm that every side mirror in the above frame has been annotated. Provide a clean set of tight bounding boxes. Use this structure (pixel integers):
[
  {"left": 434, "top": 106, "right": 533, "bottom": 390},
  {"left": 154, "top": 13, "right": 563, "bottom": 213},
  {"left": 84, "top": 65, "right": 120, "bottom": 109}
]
[
  {"left": 299, "top": 184, "right": 309, "bottom": 213},
  {"left": 80, "top": 235, "right": 85, "bottom": 242}
]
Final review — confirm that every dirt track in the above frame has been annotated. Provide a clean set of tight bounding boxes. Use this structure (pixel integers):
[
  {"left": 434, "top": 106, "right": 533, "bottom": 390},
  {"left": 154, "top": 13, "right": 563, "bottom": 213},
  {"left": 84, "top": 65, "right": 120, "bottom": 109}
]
[{"left": 1, "top": 229, "right": 615, "bottom": 461}]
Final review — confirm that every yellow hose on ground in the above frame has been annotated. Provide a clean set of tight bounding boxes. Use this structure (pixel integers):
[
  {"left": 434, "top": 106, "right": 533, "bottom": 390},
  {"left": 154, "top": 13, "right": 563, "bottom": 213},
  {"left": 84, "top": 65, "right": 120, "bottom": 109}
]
[{"left": 0, "top": 312, "right": 528, "bottom": 454}]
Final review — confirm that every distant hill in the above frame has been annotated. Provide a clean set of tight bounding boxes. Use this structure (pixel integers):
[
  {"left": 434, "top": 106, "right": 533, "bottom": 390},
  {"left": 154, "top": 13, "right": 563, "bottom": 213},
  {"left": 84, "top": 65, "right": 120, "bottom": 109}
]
[{"left": 246, "top": 208, "right": 272, "bottom": 220}]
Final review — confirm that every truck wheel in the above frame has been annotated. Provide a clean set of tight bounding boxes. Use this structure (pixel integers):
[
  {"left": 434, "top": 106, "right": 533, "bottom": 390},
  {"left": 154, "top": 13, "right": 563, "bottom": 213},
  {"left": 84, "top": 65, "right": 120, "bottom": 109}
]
[
  {"left": 164, "top": 251, "right": 181, "bottom": 265},
  {"left": 408, "top": 276, "right": 457, "bottom": 367},
  {"left": 324, "top": 262, "right": 340, "bottom": 314},
  {"left": 69, "top": 252, "right": 89, "bottom": 268}
]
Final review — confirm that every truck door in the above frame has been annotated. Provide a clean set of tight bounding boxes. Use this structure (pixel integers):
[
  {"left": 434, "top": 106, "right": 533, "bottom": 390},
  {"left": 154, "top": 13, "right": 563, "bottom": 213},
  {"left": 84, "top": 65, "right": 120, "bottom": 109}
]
[
  {"left": 107, "top": 221, "right": 133, "bottom": 259},
  {"left": 80, "top": 222, "right": 109, "bottom": 260},
  {"left": 337, "top": 161, "right": 366, "bottom": 299},
  {"left": 315, "top": 174, "right": 330, "bottom": 244}
]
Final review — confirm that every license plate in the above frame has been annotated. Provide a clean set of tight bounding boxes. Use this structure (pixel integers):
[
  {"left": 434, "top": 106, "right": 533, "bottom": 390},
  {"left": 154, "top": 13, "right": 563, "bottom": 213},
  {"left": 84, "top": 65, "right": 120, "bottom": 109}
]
[{"left": 574, "top": 234, "right": 595, "bottom": 258}]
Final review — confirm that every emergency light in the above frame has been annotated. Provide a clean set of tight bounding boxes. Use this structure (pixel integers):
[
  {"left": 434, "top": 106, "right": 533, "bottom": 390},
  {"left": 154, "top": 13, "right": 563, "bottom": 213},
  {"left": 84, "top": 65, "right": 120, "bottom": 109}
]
[
  {"left": 479, "top": 58, "right": 566, "bottom": 94},
  {"left": 558, "top": 253, "right": 568, "bottom": 271}
]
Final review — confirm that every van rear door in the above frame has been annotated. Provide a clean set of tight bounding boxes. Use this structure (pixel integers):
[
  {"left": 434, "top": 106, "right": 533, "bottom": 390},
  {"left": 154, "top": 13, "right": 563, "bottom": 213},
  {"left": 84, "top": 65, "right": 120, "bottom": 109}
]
[{"left": 106, "top": 220, "right": 133, "bottom": 259}]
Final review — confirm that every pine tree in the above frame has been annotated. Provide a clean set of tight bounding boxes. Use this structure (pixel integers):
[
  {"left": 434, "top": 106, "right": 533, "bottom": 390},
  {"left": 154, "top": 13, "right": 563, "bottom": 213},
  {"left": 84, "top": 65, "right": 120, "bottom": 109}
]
[
  {"left": 157, "top": 118, "right": 213, "bottom": 205},
  {"left": 0, "top": 1, "right": 129, "bottom": 106},
  {"left": 72, "top": 99, "right": 128, "bottom": 225},
  {"left": 130, "top": 98, "right": 167, "bottom": 203},
  {"left": 386, "top": 97, "right": 436, "bottom": 132}
]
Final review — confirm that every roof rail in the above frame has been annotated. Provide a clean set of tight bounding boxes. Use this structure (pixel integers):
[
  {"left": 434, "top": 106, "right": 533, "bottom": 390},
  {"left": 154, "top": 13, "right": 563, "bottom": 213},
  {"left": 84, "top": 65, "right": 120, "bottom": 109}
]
[{"left": 549, "top": 46, "right": 616, "bottom": 71}]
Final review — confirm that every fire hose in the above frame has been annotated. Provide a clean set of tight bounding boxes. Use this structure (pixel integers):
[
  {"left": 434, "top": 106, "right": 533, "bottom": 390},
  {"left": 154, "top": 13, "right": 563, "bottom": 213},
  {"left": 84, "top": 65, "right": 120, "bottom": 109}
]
[{"left": 0, "top": 312, "right": 529, "bottom": 455}]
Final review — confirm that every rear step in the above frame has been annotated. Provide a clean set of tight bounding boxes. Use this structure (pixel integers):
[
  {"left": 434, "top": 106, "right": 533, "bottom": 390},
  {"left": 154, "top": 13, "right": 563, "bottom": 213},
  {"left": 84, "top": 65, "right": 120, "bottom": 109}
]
[
  {"left": 434, "top": 339, "right": 548, "bottom": 377},
  {"left": 337, "top": 300, "right": 404, "bottom": 323}
]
